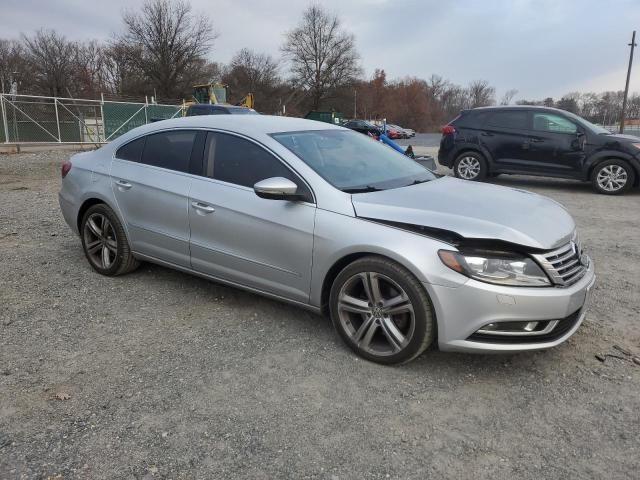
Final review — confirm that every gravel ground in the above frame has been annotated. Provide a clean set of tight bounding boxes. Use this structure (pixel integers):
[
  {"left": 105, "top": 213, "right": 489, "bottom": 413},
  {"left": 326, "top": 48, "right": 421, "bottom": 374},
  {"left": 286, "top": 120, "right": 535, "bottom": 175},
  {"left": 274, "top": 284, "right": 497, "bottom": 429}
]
[
  {"left": 1, "top": 150, "right": 639, "bottom": 479},
  {"left": 396, "top": 133, "right": 441, "bottom": 148}
]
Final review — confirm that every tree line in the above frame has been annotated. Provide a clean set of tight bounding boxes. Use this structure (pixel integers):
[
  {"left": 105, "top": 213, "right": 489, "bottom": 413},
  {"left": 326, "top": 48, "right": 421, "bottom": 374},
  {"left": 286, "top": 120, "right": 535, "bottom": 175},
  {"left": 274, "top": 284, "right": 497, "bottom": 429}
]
[{"left": 0, "top": 0, "right": 636, "bottom": 131}]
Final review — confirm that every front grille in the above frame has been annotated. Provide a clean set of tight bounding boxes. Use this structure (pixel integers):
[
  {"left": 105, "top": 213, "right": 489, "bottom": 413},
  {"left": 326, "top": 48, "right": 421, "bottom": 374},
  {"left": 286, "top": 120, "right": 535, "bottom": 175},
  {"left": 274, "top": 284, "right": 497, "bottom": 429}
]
[
  {"left": 533, "top": 240, "right": 588, "bottom": 287},
  {"left": 467, "top": 309, "right": 582, "bottom": 344}
]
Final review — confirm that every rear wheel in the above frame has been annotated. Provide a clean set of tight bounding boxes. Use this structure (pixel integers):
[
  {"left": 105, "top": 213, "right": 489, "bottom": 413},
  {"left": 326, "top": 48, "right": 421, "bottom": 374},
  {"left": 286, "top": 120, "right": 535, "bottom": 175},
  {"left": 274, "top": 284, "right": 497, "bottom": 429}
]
[
  {"left": 81, "top": 204, "right": 139, "bottom": 276},
  {"left": 591, "top": 159, "right": 635, "bottom": 195},
  {"left": 454, "top": 152, "right": 487, "bottom": 180},
  {"left": 329, "top": 256, "right": 435, "bottom": 365}
]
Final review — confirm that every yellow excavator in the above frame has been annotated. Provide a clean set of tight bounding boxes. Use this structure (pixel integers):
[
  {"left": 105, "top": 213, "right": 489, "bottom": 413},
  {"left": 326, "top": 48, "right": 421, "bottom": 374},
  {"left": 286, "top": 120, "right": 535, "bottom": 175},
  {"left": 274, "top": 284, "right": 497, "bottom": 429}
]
[{"left": 182, "top": 83, "right": 254, "bottom": 115}]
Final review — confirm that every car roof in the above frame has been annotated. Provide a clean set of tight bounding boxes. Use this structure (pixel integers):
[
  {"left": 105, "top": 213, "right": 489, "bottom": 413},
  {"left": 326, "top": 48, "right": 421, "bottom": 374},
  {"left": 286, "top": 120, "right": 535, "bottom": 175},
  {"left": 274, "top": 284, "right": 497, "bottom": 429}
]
[
  {"left": 466, "top": 105, "right": 567, "bottom": 114},
  {"left": 115, "top": 114, "right": 344, "bottom": 142}
]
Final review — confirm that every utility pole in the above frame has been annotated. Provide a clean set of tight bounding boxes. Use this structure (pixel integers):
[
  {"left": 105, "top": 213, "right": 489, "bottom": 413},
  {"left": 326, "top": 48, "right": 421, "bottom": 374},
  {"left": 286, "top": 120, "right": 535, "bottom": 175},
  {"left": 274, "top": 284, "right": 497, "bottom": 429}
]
[
  {"left": 620, "top": 30, "right": 636, "bottom": 134},
  {"left": 353, "top": 89, "right": 357, "bottom": 118}
]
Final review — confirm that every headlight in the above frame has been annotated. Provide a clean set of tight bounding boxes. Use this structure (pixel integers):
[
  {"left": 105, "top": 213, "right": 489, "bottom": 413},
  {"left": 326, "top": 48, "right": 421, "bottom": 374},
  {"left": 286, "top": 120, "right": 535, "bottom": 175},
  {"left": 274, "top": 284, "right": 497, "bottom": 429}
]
[{"left": 438, "top": 250, "right": 551, "bottom": 287}]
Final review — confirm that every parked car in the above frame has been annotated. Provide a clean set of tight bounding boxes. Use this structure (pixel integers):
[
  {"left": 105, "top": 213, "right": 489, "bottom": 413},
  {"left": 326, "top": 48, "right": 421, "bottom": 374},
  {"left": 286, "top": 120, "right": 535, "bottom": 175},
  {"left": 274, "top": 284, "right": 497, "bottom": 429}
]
[
  {"left": 383, "top": 124, "right": 404, "bottom": 139},
  {"left": 343, "top": 119, "right": 382, "bottom": 137},
  {"left": 439, "top": 106, "right": 640, "bottom": 194},
  {"left": 186, "top": 104, "right": 258, "bottom": 116},
  {"left": 387, "top": 124, "right": 411, "bottom": 139},
  {"left": 59, "top": 115, "right": 594, "bottom": 365}
]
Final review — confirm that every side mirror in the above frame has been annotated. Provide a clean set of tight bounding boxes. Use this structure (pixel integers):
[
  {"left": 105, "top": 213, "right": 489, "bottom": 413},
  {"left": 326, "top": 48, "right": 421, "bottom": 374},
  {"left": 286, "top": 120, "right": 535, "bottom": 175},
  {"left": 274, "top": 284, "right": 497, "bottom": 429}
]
[{"left": 254, "top": 177, "right": 299, "bottom": 200}]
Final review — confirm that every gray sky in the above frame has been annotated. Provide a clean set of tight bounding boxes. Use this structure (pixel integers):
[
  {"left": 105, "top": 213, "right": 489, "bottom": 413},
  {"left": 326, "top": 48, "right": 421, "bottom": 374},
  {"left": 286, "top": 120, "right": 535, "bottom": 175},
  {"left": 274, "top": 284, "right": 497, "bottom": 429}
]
[{"left": 3, "top": 0, "right": 640, "bottom": 100}]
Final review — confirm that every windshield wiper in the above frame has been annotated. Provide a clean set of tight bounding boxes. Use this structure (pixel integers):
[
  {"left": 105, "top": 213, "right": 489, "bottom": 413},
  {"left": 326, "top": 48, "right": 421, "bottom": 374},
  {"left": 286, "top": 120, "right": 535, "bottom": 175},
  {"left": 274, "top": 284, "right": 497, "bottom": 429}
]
[
  {"left": 408, "top": 178, "right": 431, "bottom": 186},
  {"left": 342, "top": 185, "right": 383, "bottom": 194}
]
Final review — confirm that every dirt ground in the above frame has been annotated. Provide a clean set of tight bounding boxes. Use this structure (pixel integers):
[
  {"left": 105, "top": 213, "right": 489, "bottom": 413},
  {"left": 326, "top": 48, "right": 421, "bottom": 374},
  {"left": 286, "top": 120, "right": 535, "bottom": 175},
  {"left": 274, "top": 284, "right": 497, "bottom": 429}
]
[{"left": 1, "top": 150, "right": 639, "bottom": 479}]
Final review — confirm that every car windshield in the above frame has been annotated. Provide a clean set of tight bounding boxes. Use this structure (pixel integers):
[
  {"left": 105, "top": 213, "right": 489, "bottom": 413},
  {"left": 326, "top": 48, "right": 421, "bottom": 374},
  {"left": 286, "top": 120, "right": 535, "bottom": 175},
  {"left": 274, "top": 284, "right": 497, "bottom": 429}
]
[
  {"left": 272, "top": 129, "right": 435, "bottom": 192},
  {"left": 562, "top": 111, "right": 611, "bottom": 134}
]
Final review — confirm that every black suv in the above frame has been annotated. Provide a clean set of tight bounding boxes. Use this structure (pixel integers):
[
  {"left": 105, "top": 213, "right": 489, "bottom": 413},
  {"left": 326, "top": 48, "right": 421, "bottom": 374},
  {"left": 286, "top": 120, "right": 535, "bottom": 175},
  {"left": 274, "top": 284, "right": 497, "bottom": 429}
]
[{"left": 438, "top": 106, "right": 640, "bottom": 194}]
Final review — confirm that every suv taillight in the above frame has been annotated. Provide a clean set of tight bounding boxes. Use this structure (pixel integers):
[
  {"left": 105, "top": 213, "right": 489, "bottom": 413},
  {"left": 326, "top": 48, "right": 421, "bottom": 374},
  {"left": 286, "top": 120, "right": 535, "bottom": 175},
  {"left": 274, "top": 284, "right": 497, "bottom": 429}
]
[
  {"left": 441, "top": 125, "right": 456, "bottom": 135},
  {"left": 61, "top": 161, "right": 72, "bottom": 178}
]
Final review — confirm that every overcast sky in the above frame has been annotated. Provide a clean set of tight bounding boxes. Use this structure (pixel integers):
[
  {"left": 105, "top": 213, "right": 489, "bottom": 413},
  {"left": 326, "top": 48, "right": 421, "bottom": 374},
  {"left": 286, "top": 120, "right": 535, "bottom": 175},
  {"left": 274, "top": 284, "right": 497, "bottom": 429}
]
[{"left": 3, "top": 0, "right": 640, "bottom": 100}]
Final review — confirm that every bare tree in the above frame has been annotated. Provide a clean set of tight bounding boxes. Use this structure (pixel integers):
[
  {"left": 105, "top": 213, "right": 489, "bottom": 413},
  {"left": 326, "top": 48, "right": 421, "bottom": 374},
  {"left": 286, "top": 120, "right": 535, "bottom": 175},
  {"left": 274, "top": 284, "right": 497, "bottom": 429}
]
[
  {"left": 227, "top": 48, "right": 279, "bottom": 93},
  {"left": 500, "top": 89, "right": 518, "bottom": 105},
  {"left": 467, "top": 80, "right": 496, "bottom": 108},
  {"left": 282, "top": 5, "right": 361, "bottom": 110},
  {"left": 121, "top": 0, "right": 216, "bottom": 99},
  {"left": 223, "top": 48, "right": 281, "bottom": 111},
  {"left": 22, "top": 30, "right": 78, "bottom": 96},
  {"left": 0, "top": 39, "right": 32, "bottom": 94}
]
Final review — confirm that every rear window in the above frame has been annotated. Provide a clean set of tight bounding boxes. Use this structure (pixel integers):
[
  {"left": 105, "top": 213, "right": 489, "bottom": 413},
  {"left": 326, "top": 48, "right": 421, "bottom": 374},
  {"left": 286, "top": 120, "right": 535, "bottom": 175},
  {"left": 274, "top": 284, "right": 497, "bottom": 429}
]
[
  {"left": 116, "top": 137, "right": 145, "bottom": 162},
  {"left": 455, "top": 110, "right": 528, "bottom": 130},
  {"left": 486, "top": 111, "right": 528, "bottom": 129},
  {"left": 141, "top": 130, "right": 197, "bottom": 173}
]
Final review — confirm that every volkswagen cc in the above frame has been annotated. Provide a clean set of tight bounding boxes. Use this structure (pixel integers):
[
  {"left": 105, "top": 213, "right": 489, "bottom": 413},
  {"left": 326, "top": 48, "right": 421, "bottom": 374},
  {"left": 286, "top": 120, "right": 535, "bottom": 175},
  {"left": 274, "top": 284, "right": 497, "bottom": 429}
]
[{"left": 59, "top": 115, "right": 595, "bottom": 364}]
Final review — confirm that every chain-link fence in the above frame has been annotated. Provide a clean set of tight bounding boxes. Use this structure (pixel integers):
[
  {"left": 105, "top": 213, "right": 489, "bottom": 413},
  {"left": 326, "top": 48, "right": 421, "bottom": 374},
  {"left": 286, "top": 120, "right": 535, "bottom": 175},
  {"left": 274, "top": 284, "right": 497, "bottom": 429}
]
[{"left": 0, "top": 93, "right": 183, "bottom": 144}]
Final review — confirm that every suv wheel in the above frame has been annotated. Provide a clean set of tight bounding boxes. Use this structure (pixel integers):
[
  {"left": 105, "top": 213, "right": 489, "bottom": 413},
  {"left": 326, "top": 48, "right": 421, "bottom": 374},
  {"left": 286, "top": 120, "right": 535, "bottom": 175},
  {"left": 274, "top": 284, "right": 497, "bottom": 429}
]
[
  {"left": 591, "top": 159, "right": 635, "bottom": 195},
  {"left": 454, "top": 152, "right": 487, "bottom": 181},
  {"left": 81, "top": 204, "right": 140, "bottom": 276},
  {"left": 329, "top": 256, "right": 435, "bottom": 365}
]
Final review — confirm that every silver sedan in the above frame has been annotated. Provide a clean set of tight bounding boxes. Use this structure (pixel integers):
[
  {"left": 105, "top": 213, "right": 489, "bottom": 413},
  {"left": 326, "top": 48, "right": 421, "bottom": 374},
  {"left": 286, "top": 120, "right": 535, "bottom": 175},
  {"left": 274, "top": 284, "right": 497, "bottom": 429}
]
[{"left": 59, "top": 115, "right": 595, "bottom": 364}]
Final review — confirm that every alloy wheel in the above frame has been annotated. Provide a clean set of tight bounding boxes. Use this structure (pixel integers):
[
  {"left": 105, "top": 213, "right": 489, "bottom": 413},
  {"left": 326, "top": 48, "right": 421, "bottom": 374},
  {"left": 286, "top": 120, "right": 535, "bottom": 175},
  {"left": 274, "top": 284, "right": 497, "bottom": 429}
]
[
  {"left": 337, "top": 272, "right": 416, "bottom": 357},
  {"left": 83, "top": 213, "right": 118, "bottom": 269},
  {"left": 457, "top": 156, "right": 481, "bottom": 179},
  {"left": 596, "top": 165, "right": 628, "bottom": 192}
]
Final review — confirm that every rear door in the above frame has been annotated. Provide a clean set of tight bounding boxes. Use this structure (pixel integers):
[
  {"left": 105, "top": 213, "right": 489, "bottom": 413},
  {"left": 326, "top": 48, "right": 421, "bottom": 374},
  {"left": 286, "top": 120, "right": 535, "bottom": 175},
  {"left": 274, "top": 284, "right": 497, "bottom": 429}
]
[
  {"left": 111, "top": 130, "right": 204, "bottom": 267},
  {"left": 477, "top": 110, "right": 531, "bottom": 171},
  {"left": 525, "top": 112, "right": 586, "bottom": 175},
  {"left": 189, "top": 132, "right": 316, "bottom": 303}
]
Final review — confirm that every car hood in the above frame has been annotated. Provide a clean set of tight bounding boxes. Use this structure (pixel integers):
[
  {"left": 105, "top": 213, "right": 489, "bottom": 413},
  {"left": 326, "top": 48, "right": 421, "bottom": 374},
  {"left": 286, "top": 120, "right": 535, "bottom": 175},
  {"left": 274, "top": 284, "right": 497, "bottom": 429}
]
[
  {"left": 602, "top": 133, "right": 640, "bottom": 143},
  {"left": 351, "top": 177, "right": 575, "bottom": 250}
]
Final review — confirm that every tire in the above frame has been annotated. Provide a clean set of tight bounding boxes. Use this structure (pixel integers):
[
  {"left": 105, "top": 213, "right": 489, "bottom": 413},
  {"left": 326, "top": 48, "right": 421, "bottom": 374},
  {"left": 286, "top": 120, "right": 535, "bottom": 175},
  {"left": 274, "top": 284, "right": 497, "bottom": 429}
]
[
  {"left": 591, "top": 159, "right": 636, "bottom": 195},
  {"left": 80, "top": 203, "right": 139, "bottom": 276},
  {"left": 329, "top": 256, "right": 435, "bottom": 365},
  {"left": 453, "top": 152, "right": 488, "bottom": 181}
]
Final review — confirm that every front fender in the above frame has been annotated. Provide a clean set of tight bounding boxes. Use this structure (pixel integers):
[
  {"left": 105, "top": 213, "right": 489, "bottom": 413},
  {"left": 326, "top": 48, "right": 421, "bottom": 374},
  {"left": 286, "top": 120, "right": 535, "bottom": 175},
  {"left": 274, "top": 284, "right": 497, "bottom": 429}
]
[
  {"left": 310, "top": 209, "right": 467, "bottom": 307},
  {"left": 583, "top": 149, "right": 640, "bottom": 180}
]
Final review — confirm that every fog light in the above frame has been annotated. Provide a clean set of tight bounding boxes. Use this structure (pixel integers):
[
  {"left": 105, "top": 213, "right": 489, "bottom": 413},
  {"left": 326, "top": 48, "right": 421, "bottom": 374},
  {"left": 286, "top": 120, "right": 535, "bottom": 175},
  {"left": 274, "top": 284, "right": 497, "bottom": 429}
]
[{"left": 477, "top": 321, "right": 542, "bottom": 335}]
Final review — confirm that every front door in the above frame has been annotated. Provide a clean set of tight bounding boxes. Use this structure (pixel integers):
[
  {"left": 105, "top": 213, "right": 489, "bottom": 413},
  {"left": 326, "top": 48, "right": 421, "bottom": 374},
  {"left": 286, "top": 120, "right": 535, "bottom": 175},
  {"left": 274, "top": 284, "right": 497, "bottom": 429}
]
[
  {"left": 525, "top": 112, "right": 586, "bottom": 176},
  {"left": 189, "top": 132, "right": 316, "bottom": 303},
  {"left": 111, "top": 130, "right": 199, "bottom": 267}
]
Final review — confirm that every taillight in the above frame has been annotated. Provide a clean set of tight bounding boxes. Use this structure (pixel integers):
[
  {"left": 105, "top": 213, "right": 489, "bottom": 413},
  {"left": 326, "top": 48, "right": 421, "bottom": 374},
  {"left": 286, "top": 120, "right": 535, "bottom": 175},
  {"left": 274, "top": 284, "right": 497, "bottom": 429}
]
[
  {"left": 441, "top": 125, "right": 456, "bottom": 135},
  {"left": 61, "top": 161, "right": 72, "bottom": 178}
]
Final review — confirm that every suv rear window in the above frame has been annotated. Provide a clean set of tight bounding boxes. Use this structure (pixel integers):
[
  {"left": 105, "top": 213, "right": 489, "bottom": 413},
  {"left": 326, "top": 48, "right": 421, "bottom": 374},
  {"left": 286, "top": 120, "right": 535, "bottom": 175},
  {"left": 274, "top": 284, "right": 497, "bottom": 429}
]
[{"left": 486, "top": 111, "right": 528, "bottom": 129}]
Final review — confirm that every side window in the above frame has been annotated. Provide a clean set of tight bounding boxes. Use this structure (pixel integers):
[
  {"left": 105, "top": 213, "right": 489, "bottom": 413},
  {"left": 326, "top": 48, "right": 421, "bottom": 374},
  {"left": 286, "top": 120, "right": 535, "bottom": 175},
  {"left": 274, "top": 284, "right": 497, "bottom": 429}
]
[
  {"left": 115, "top": 137, "right": 145, "bottom": 162},
  {"left": 141, "top": 130, "right": 197, "bottom": 173},
  {"left": 532, "top": 113, "right": 577, "bottom": 134},
  {"left": 486, "top": 111, "right": 528, "bottom": 130},
  {"left": 205, "top": 132, "right": 312, "bottom": 201}
]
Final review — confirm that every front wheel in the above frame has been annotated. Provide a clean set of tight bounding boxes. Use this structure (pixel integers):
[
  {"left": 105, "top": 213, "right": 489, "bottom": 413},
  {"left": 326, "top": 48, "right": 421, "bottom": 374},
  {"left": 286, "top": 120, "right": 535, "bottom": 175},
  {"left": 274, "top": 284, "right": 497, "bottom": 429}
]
[
  {"left": 591, "top": 159, "right": 635, "bottom": 195},
  {"left": 329, "top": 256, "right": 435, "bottom": 365},
  {"left": 453, "top": 152, "right": 487, "bottom": 181}
]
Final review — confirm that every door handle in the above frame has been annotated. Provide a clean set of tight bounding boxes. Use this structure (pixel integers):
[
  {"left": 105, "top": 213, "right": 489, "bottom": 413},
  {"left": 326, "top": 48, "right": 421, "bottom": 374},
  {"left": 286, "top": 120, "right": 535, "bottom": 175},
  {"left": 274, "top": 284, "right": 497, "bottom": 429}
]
[
  {"left": 191, "top": 201, "right": 215, "bottom": 213},
  {"left": 480, "top": 132, "right": 494, "bottom": 137},
  {"left": 116, "top": 180, "right": 132, "bottom": 189},
  {"left": 530, "top": 138, "right": 544, "bottom": 143}
]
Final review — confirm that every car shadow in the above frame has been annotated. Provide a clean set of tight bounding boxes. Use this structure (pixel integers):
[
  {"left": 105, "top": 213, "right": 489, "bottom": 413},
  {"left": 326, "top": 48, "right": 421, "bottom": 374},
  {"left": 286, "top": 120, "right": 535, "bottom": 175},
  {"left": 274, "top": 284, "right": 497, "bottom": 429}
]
[{"left": 126, "top": 262, "right": 562, "bottom": 380}]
